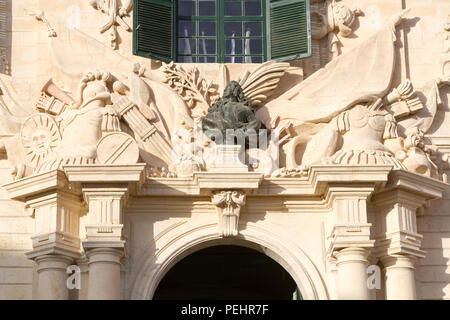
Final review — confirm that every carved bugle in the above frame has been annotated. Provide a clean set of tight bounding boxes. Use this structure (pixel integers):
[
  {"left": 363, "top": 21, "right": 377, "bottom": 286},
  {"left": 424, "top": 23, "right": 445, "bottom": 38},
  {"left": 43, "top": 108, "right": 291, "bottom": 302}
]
[{"left": 41, "top": 78, "right": 75, "bottom": 105}]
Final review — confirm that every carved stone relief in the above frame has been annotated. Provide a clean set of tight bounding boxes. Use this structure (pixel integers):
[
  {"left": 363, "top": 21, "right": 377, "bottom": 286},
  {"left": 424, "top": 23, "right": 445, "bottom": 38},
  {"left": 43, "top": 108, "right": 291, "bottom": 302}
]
[
  {"left": 311, "top": 0, "right": 362, "bottom": 59},
  {"left": 89, "top": 0, "right": 133, "bottom": 49},
  {"left": 307, "top": 0, "right": 362, "bottom": 75},
  {"left": 0, "top": 7, "right": 449, "bottom": 184},
  {"left": 212, "top": 190, "right": 246, "bottom": 237},
  {"left": 32, "top": 10, "right": 57, "bottom": 37},
  {"left": 442, "top": 15, "right": 450, "bottom": 77}
]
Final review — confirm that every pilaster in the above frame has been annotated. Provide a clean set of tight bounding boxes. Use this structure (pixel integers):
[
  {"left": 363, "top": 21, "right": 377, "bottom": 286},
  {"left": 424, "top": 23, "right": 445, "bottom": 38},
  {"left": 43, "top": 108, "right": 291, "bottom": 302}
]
[
  {"left": 315, "top": 165, "right": 393, "bottom": 300},
  {"left": 2, "top": 170, "right": 85, "bottom": 299},
  {"left": 371, "top": 170, "right": 448, "bottom": 299},
  {"left": 64, "top": 164, "right": 146, "bottom": 300}
]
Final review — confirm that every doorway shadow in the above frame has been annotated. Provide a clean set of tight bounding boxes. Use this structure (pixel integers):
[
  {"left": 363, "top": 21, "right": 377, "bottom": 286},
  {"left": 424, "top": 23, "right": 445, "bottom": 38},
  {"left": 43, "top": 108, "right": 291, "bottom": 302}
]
[{"left": 153, "top": 245, "right": 298, "bottom": 300}]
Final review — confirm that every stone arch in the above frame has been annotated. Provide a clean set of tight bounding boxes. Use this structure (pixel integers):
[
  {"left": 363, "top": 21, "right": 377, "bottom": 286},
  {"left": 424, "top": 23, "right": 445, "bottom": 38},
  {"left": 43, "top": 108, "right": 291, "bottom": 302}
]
[{"left": 129, "top": 221, "right": 329, "bottom": 300}]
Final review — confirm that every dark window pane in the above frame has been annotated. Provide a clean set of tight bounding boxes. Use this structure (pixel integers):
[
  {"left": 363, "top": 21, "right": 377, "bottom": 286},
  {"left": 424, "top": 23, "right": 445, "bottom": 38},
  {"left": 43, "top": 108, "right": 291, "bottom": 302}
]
[
  {"left": 225, "top": 21, "right": 242, "bottom": 36},
  {"left": 178, "top": 55, "right": 196, "bottom": 63},
  {"left": 245, "top": 1, "right": 261, "bottom": 16},
  {"left": 226, "top": 38, "right": 243, "bottom": 54},
  {"left": 244, "top": 55, "right": 253, "bottom": 63},
  {"left": 178, "top": 0, "right": 195, "bottom": 16},
  {"left": 178, "top": 21, "right": 196, "bottom": 37},
  {"left": 178, "top": 38, "right": 196, "bottom": 55},
  {"left": 199, "top": 1, "right": 215, "bottom": 16},
  {"left": 199, "top": 38, "right": 216, "bottom": 55},
  {"left": 244, "top": 21, "right": 262, "bottom": 36},
  {"left": 249, "top": 38, "right": 262, "bottom": 54},
  {"left": 250, "top": 56, "right": 263, "bottom": 63},
  {"left": 226, "top": 56, "right": 243, "bottom": 63},
  {"left": 199, "top": 21, "right": 216, "bottom": 36},
  {"left": 225, "top": 1, "right": 242, "bottom": 16},
  {"left": 199, "top": 56, "right": 217, "bottom": 63}
]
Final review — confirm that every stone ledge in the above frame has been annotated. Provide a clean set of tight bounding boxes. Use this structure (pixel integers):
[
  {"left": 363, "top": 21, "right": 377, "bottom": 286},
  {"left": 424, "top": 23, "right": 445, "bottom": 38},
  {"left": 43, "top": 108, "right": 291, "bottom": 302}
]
[
  {"left": 64, "top": 164, "right": 146, "bottom": 195},
  {"left": 2, "top": 170, "right": 73, "bottom": 201},
  {"left": 143, "top": 165, "right": 394, "bottom": 197}
]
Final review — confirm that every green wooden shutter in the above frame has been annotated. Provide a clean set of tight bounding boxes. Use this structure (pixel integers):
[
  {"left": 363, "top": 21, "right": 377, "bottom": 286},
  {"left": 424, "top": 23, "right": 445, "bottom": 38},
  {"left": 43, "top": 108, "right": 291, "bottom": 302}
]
[
  {"left": 133, "top": 0, "right": 175, "bottom": 62},
  {"left": 267, "top": 0, "right": 311, "bottom": 61}
]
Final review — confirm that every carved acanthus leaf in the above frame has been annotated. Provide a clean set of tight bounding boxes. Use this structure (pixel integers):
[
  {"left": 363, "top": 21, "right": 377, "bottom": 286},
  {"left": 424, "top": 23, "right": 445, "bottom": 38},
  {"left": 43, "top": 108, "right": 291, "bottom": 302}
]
[{"left": 238, "top": 61, "right": 290, "bottom": 107}]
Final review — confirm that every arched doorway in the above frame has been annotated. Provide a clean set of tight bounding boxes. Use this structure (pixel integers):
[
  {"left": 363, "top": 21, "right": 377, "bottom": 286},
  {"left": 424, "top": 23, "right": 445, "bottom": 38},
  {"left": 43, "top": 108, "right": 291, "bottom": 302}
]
[{"left": 153, "top": 245, "right": 300, "bottom": 300}]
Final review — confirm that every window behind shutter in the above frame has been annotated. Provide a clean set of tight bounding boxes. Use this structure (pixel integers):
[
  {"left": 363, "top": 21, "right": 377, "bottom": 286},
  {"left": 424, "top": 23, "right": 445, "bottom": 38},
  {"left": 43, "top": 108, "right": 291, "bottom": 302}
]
[
  {"left": 267, "top": 0, "right": 311, "bottom": 61},
  {"left": 133, "top": 0, "right": 175, "bottom": 62}
]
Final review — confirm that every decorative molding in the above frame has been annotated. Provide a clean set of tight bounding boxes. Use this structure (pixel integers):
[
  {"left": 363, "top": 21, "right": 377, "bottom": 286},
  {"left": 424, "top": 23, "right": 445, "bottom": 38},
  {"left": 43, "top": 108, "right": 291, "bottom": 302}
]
[
  {"left": 83, "top": 188, "right": 128, "bottom": 242},
  {"left": 371, "top": 170, "right": 448, "bottom": 259},
  {"left": 64, "top": 163, "right": 146, "bottom": 195}
]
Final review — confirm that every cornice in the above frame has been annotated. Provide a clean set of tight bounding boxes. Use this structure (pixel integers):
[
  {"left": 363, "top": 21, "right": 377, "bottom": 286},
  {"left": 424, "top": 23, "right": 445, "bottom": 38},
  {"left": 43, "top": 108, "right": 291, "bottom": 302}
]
[
  {"left": 142, "top": 165, "right": 393, "bottom": 197},
  {"left": 1, "top": 169, "right": 75, "bottom": 201},
  {"left": 373, "top": 169, "right": 448, "bottom": 203}
]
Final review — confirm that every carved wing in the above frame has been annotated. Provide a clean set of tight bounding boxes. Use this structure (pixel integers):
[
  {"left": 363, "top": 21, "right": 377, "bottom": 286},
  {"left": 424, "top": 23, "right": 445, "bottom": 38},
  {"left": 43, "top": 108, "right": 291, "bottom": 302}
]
[{"left": 238, "top": 61, "right": 290, "bottom": 107}]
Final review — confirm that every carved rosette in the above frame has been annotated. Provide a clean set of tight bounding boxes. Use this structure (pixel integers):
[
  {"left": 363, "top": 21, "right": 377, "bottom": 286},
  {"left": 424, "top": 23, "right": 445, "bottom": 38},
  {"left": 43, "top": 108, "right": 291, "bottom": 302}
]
[{"left": 211, "top": 190, "right": 246, "bottom": 237}]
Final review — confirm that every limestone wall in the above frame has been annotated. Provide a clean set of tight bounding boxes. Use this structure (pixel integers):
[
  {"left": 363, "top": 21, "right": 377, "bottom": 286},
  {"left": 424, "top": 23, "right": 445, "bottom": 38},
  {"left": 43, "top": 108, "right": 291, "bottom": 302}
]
[
  {"left": 0, "top": 164, "right": 34, "bottom": 299},
  {"left": 416, "top": 169, "right": 450, "bottom": 299},
  {"left": 0, "top": 0, "right": 449, "bottom": 300}
]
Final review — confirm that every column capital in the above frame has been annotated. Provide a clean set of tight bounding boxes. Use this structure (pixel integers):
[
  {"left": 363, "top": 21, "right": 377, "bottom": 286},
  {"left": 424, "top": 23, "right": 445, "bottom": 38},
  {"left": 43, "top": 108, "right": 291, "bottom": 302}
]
[
  {"left": 85, "top": 247, "right": 124, "bottom": 264},
  {"left": 334, "top": 247, "right": 371, "bottom": 266},
  {"left": 380, "top": 254, "right": 417, "bottom": 270},
  {"left": 34, "top": 254, "right": 74, "bottom": 272}
]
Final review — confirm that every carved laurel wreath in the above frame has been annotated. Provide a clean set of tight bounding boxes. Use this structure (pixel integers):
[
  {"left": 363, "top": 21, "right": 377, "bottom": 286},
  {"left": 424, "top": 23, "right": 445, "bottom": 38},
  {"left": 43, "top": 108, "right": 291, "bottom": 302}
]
[{"left": 160, "top": 62, "right": 220, "bottom": 112}]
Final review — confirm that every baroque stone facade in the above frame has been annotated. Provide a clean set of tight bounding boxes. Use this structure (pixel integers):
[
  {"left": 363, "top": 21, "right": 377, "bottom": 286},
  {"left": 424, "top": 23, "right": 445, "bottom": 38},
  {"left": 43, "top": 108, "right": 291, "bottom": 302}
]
[{"left": 0, "top": 0, "right": 450, "bottom": 300}]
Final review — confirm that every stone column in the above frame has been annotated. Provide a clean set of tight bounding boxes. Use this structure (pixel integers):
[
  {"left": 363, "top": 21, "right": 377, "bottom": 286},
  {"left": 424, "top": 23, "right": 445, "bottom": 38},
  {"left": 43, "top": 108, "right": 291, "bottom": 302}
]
[
  {"left": 380, "top": 254, "right": 417, "bottom": 300},
  {"left": 82, "top": 188, "right": 128, "bottom": 300},
  {"left": 326, "top": 183, "right": 378, "bottom": 300},
  {"left": 35, "top": 254, "right": 74, "bottom": 300},
  {"left": 326, "top": 255, "right": 338, "bottom": 299},
  {"left": 76, "top": 256, "right": 89, "bottom": 300},
  {"left": 335, "top": 247, "right": 371, "bottom": 300},
  {"left": 86, "top": 247, "right": 123, "bottom": 300}
]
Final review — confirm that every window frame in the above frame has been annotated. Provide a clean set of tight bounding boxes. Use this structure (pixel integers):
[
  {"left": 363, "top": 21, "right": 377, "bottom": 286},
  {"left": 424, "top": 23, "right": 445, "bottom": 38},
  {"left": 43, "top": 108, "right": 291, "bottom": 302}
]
[
  {"left": 176, "top": 0, "right": 267, "bottom": 63},
  {"left": 133, "top": 0, "right": 312, "bottom": 63}
]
